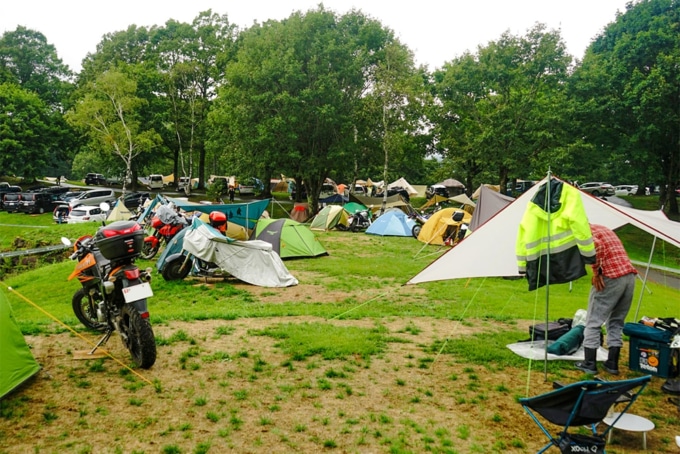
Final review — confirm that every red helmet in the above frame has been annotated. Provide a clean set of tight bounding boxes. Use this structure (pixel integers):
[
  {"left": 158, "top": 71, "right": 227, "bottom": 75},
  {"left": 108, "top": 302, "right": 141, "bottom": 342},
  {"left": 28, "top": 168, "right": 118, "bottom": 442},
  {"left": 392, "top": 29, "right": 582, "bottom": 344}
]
[{"left": 209, "top": 211, "right": 227, "bottom": 233}]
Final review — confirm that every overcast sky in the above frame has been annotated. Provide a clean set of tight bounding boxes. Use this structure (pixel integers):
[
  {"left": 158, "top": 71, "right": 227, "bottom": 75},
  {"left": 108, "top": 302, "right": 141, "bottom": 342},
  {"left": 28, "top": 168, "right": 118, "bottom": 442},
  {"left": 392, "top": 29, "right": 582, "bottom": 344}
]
[{"left": 2, "top": 0, "right": 631, "bottom": 72}]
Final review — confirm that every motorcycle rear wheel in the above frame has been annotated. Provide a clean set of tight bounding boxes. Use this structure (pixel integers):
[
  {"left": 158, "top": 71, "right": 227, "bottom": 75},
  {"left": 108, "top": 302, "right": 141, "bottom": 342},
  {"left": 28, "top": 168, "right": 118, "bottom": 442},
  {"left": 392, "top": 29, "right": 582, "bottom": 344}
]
[
  {"left": 161, "top": 256, "right": 191, "bottom": 281},
  {"left": 120, "top": 303, "right": 157, "bottom": 369},
  {"left": 72, "top": 288, "right": 107, "bottom": 332},
  {"left": 411, "top": 224, "right": 422, "bottom": 239},
  {"left": 140, "top": 240, "right": 159, "bottom": 260}
]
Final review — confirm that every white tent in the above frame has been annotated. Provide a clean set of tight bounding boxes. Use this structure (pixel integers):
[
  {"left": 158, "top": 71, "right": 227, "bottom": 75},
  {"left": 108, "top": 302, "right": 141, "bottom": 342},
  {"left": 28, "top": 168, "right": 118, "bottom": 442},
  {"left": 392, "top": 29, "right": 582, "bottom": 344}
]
[
  {"left": 387, "top": 177, "right": 419, "bottom": 195},
  {"left": 408, "top": 177, "right": 680, "bottom": 285}
]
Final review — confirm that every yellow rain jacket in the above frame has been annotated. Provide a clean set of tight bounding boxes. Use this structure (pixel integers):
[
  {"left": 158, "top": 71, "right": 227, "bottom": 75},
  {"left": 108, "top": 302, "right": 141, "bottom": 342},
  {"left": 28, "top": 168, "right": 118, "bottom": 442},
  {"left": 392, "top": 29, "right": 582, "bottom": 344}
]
[{"left": 516, "top": 179, "right": 596, "bottom": 291}]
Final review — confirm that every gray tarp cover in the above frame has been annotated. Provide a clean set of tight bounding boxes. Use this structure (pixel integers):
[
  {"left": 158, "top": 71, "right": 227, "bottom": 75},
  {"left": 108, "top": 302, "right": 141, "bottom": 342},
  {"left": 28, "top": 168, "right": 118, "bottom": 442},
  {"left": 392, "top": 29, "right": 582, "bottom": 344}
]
[{"left": 183, "top": 218, "right": 298, "bottom": 288}]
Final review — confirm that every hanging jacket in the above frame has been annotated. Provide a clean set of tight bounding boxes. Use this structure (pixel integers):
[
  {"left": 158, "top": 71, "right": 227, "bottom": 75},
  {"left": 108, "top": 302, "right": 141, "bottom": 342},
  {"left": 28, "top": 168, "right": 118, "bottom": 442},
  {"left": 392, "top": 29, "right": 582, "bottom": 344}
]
[{"left": 516, "top": 179, "right": 596, "bottom": 291}]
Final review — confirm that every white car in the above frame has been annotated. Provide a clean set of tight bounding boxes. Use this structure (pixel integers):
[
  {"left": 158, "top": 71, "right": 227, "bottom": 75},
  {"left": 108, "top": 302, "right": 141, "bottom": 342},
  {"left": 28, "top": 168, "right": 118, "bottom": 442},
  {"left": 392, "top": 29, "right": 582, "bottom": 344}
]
[
  {"left": 67, "top": 205, "right": 107, "bottom": 224},
  {"left": 614, "top": 185, "right": 638, "bottom": 196}
]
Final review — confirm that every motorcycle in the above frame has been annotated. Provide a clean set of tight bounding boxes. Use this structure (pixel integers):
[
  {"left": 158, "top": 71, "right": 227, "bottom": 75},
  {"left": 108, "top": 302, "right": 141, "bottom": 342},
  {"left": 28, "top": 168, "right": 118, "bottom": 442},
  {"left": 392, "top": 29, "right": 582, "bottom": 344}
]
[
  {"left": 140, "top": 203, "right": 188, "bottom": 259},
  {"left": 157, "top": 216, "right": 298, "bottom": 288},
  {"left": 348, "top": 209, "right": 372, "bottom": 232},
  {"left": 64, "top": 209, "right": 157, "bottom": 369}
]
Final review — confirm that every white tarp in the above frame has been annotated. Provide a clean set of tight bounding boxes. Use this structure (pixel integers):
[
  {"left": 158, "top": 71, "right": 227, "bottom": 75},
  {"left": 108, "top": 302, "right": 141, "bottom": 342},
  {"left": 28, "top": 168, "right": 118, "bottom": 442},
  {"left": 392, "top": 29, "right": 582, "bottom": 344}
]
[
  {"left": 506, "top": 341, "right": 609, "bottom": 361},
  {"left": 408, "top": 176, "right": 680, "bottom": 284},
  {"left": 183, "top": 218, "right": 298, "bottom": 288}
]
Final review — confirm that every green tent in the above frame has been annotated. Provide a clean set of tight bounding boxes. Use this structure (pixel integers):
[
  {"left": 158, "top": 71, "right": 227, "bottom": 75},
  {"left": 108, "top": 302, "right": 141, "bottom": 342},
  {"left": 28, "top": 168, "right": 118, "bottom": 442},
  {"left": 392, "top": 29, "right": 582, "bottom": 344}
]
[
  {"left": 310, "top": 205, "right": 349, "bottom": 231},
  {"left": 1, "top": 297, "right": 40, "bottom": 399},
  {"left": 251, "top": 218, "right": 328, "bottom": 259},
  {"left": 342, "top": 201, "right": 368, "bottom": 215}
]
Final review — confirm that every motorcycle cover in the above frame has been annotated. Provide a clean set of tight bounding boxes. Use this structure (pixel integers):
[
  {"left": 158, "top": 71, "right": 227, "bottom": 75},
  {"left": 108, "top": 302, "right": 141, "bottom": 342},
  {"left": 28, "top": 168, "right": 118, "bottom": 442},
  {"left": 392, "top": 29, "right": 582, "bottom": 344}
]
[{"left": 182, "top": 218, "right": 298, "bottom": 288}]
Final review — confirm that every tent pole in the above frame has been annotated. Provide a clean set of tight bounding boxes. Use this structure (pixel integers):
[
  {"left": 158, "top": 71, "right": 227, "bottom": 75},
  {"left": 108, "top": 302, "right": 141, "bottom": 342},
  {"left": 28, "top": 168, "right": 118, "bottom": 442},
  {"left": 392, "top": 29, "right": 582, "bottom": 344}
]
[
  {"left": 544, "top": 171, "right": 552, "bottom": 380},
  {"left": 633, "top": 235, "right": 657, "bottom": 321}
]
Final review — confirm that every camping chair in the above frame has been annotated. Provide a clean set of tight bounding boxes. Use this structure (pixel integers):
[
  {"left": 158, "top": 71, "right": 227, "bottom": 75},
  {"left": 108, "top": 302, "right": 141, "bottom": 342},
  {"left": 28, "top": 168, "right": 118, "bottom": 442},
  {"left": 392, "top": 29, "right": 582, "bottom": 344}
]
[{"left": 519, "top": 375, "right": 651, "bottom": 453}]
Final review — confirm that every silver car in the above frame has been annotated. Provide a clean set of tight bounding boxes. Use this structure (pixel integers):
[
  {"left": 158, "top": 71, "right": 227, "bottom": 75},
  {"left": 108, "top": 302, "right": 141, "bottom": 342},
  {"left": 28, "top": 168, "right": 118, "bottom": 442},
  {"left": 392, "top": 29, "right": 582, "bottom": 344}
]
[
  {"left": 68, "top": 189, "right": 116, "bottom": 208},
  {"left": 578, "top": 182, "right": 615, "bottom": 197}
]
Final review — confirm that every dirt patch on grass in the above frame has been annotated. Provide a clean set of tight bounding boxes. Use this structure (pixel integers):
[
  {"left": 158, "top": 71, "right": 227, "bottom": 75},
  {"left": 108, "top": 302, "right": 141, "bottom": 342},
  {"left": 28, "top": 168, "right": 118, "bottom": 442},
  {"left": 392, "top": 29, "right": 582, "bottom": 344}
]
[{"left": 2, "top": 317, "right": 677, "bottom": 453}]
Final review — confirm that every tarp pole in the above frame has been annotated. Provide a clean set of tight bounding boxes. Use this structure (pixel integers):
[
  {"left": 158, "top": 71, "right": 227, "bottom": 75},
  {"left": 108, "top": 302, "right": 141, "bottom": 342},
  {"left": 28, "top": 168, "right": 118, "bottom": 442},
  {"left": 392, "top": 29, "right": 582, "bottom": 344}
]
[
  {"left": 634, "top": 235, "right": 657, "bottom": 321},
  {"left": 544, "top": 171, "right": 552, "bottom": 379}
]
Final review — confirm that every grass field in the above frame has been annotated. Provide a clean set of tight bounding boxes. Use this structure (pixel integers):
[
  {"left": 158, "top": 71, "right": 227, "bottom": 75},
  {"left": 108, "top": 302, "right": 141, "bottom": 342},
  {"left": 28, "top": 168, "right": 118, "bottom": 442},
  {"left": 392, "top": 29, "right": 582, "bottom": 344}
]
[{"left": 0, "top": 195, "right": 678, "bottom": 453}]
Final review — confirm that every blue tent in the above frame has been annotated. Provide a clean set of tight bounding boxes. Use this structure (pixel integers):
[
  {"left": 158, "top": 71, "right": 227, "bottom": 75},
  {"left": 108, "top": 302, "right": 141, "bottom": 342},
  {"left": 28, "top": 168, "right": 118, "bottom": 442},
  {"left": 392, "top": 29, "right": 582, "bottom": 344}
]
[{"left": 365, "top": 209, "right": 416, "bottom": 237}]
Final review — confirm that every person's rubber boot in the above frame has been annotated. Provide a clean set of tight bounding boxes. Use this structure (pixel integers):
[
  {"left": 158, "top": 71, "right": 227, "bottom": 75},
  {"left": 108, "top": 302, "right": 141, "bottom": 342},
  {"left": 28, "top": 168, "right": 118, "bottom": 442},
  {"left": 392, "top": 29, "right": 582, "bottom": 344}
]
[
  {"left": 603, "top": 347, "right": 621, "bottom": 375},
  {"left": 575, "top": 347, "right": 598, "bottom": 375}
]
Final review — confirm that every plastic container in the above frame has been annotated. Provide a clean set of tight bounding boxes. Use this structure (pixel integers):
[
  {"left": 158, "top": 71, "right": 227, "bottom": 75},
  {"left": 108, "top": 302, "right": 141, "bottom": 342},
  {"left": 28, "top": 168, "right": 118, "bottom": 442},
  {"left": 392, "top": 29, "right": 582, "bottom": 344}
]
[
  {"left": 628, "top": 337, "right": 678, "bottom": 378},
  {"left": 95, "top": 221, "right": 144, "bottom": 260}
]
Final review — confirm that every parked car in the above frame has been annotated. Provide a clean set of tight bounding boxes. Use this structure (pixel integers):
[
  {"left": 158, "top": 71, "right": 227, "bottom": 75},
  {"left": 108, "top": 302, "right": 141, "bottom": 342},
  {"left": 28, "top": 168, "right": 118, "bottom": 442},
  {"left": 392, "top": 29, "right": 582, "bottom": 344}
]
[
  {"left": 0, "top": 185, "right": 22, "bottom": 210},
  {"left": 66, "top": 205, "right": 108, "bottom": 224},
  {"left": 237, "top": 177, "right": 264, "bottom": 195},
  {"left": 106, "top": 174, "right": 132, "bottom": 186},
  {"left": 177, "top": 177, "right": 192, "bottom": 191},
  {"left": 19, "top": 192, "right": 54, "bottom": 214},
  {"left": 614, "top": 185, "right": 639, "bottom": 196},
  {"left": 148, "top": 174, "right": 165, "bottom": 190},
  {"left": 53, "top": 204, "right": 71, "bottom": 223},
  {"left": 84, "top": 173, "right": 107, "bottom": 185},
  {"left": 578, "top": 182, "right": 615, "bottom": 197},
  {"left": 426, "top": 185, "right": 449, "bottom": 199},
  {"left": 57, "top": 191, "right": 84, "bottom": 203},
  {"left": 68, "top": 189, "right": 116, "bottom": 209},
  {"left": 3, "top": 192, "right": 23, "bottom": 212},
  {"left": 123, "top": 192, "right": 150, "bottom": 209}
]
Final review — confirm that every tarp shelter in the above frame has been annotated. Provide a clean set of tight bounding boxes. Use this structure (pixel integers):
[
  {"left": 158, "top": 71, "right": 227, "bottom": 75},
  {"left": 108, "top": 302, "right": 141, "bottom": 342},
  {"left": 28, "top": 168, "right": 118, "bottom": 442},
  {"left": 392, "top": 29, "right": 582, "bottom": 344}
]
[
  {"left": 173, "top": 218, "right": 298, "bottom": 287},
  {"left": 197, "top": 213, "right": 249, "bottom": 240},
  {"left": 251, "top": 218, "right": 328, "bottom": 259},
  {"left": 1, "top": 298, "right": 41, "bottom": 399},
  {"left": 419, "top": 195, "right": 451, "bottom": 212},
  {"left": 449, "top": 193, "right": 476, "bottom": 208},
  {"left": 349, "top": 193, "right": 413, "bottom": 215},
  {"left": 469, "top": 185, "right": 514, "bottom": 231},
  {"left": 366, "top": 209, "right": 416, "bottom": 237},
  {"left": 408, "top": 176, "right": 680, "bottom": 284},
  {"left": 417, "top": 208, "right": 473, "bottom": 246},
  {"left": 319, "top": 194, "right": 348, "bottom": 205},
  {"left": 310, "top": 205, "right": 349, "bottom": 231},
  {"left": 472, "top": 184, "right": 501, "bottom": 199},
  {"left": 438, "top": 178, "right": 465, "bottom": 189},
  {"left": 343, "top": 201, "right": 368, "bottom": 215},
  {"left": 107, "top": 198, "right": 133, "bottom": 221},
  {"left": 290, "top": 203, "right": 312, "bottom": 223},
  {"left": 166, "top": 197, "right": 269, "bottom": 230}
]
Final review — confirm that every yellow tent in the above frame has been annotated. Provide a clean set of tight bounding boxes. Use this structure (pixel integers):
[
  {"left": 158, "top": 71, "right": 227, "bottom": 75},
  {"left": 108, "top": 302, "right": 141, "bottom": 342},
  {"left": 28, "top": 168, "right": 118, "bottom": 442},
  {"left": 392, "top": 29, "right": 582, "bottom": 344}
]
[
  {"left": 417, "top": 208, "right": 472, "bottom": 246},
  {"left": 197, "top": 213, "right": 249, "bottom": 240}
]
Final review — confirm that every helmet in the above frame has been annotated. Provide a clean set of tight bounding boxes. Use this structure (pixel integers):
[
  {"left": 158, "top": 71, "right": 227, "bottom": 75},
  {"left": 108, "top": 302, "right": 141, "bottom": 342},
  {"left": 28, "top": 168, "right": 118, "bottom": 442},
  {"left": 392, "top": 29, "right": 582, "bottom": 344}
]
[{"left": 209, "top": 211, "right": 227, "bottom": 233}]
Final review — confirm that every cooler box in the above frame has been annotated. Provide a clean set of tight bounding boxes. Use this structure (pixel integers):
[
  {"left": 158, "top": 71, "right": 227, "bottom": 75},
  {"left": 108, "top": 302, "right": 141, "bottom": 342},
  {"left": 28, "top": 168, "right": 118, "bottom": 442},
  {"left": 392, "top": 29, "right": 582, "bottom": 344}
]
[{"left": 624, "top": 322, "right": 679, "bottom": 378}]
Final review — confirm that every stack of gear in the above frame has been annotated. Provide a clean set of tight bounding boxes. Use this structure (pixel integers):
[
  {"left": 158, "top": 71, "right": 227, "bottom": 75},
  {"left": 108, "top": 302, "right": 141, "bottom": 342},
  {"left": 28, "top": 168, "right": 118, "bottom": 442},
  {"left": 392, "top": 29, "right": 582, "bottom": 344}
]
[{"left": 623, "top": 318, "right": 680, "bottom": 379}]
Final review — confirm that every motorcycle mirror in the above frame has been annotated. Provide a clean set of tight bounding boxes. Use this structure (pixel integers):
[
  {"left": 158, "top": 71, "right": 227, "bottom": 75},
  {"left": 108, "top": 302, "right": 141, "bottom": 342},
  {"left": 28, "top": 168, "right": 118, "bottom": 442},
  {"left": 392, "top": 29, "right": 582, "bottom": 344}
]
[
  {"left": 100, "top": 202, "right": 111, "bottom": 212},
  {"left": 61, "top": 237, "right": 72, "bottom": 247}
]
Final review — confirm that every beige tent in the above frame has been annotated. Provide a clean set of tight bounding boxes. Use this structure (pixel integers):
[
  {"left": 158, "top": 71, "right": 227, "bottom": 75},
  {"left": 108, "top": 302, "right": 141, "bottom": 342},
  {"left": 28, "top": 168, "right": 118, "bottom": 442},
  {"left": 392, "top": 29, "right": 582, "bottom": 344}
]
[
  {"left": 449, "top": 193, "right": 476, "bottom": 208},
  {"left": 107, "top": 198, "right": 133, "bottom": 221},
  {"left": 472, "top": 184, "right": 501, "bottom": 199}
]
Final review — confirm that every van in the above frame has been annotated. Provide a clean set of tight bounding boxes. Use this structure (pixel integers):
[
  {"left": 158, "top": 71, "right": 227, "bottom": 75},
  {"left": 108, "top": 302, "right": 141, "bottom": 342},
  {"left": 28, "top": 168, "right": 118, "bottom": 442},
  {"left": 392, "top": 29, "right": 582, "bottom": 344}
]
[
  {"left": 68, "top": 189, "right": 116, "bottom": 209},
  {"left": 20, "top": 192, "right": 54, "bottom": 214},
  {"left": 148, "top": 174, "right": 165, "bottom": 190}
]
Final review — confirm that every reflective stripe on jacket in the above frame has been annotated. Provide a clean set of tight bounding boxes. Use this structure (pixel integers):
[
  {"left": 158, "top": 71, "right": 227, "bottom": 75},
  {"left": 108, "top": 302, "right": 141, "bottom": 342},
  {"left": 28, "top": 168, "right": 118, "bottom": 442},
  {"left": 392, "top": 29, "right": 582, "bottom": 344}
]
[{"left": 516, "top": 179, "right": 596, "bottom": 290}]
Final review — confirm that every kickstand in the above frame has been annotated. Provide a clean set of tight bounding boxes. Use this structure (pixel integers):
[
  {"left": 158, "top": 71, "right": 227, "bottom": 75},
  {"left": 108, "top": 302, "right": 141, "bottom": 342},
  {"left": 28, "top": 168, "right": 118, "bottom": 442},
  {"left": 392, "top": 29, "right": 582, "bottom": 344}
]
[{"left": 90, "top": 330, "right": 113, "bottom": 355}]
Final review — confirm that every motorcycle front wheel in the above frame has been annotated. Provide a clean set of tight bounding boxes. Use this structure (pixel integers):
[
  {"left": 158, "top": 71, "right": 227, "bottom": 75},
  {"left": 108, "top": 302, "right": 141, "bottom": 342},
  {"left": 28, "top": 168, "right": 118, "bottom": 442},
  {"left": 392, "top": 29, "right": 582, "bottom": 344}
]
[
  {"left": 72, "top": 288, "right": 107, "bottom": 332},
  {"left": 120, "top": 304, "right": 157, "bottom": 369},
  {"left": 140, "top": 240, "right": 159, "bottom": 260},
  {"left": 411, "top": 224, "right": 422, "bottom": 239},
  {"left": 161, "top": 256, "right": 191, "bottom": 281}
]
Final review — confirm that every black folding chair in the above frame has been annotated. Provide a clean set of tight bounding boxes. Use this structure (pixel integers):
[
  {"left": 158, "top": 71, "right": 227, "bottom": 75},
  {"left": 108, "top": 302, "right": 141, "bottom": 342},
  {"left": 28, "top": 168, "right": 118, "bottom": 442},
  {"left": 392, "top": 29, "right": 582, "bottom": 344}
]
[{"left": 519, "top": 375, "right": 651, "bottom": 453}]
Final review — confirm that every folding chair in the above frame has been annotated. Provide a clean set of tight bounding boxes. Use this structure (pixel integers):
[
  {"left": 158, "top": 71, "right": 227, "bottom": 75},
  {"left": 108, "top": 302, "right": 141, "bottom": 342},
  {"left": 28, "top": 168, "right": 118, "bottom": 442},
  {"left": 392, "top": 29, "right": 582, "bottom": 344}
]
[{"left": 519, "top": 375, "right": 651, "bottom": 453}]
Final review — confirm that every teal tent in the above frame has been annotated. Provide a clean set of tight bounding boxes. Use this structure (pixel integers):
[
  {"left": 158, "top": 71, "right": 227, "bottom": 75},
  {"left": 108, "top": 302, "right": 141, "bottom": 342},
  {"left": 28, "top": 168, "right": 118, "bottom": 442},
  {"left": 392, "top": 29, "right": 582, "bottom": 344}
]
[{"left": 0, "top": 297, "right": 40, "bottom": 399}]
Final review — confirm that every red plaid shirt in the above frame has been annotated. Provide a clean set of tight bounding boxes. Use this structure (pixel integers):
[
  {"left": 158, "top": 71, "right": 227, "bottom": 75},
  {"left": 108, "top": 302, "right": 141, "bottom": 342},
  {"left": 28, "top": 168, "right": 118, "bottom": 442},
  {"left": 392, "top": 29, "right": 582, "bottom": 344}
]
[{"left": 590, "top": 224, "right": 638, "bottom": 279}]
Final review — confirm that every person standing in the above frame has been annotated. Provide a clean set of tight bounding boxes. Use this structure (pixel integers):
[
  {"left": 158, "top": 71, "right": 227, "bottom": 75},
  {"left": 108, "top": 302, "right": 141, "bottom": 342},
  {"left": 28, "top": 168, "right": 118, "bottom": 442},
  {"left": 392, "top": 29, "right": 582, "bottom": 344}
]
[
  {"left": 228, "top": 186, "right": 235, "bottom": 203},
  {"left": 575, "top": 224, "right": 638, "bottom": 375}
]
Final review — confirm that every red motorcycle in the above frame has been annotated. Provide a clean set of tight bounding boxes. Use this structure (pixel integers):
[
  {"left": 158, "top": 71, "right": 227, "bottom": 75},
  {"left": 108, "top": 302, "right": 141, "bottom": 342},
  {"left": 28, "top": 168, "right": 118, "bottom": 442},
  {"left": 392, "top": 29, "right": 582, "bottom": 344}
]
[
  {"left": 64, "top": 219, "right": 156, "bottom": 369},
  {"left": 141, "top": 204, "right": 188, "bottom": 259}
]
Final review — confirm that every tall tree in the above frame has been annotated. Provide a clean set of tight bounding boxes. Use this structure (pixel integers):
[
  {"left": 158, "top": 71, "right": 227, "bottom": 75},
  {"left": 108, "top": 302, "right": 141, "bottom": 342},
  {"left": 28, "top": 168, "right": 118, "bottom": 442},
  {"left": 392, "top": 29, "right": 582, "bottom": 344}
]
[
  {"left": 573, "top": 0, "right": 680, "bottom": 213},
  {"left": 66, "top": 69, "right": 162, "bottom": 194},
  {"left": 433, "top": 24, "right": 571, "bottom": 192}
]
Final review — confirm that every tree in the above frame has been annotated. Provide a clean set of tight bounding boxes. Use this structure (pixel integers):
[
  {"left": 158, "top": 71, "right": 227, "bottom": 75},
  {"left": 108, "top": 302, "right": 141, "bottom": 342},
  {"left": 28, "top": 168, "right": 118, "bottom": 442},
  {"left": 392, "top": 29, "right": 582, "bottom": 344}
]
[
  {"left": 573, "top": 0, "right": 680, "bottom": 213},
  {"left": 0, "top": 82, "right": 61, "bottom": 178},
  {"left": 66, "top": 69, "right": 161, "bottom": 194},
  {"left": 433, "top": 24, "right": 571, "bottom": 192}
]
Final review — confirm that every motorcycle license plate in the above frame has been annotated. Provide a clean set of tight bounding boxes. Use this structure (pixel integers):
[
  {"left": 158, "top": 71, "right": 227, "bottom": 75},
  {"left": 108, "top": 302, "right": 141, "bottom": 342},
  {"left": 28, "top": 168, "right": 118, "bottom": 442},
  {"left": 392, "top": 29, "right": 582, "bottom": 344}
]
[{"left": 123, "top": 282, "right": 153, "bottom": 303}]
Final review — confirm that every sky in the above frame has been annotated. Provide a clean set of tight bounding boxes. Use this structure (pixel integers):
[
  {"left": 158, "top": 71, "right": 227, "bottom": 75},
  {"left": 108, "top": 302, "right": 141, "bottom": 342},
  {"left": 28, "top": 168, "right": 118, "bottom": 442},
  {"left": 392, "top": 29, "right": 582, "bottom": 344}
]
[{"left": 2, "top": 0, "right": 632, "bottom": 72}]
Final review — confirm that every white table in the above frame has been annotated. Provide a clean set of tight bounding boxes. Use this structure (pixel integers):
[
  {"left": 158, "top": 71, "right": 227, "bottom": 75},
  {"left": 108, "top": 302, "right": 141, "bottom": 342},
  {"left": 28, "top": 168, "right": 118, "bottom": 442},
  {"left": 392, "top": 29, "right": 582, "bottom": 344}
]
[{"left": 602, "top": 412, "right": 655, "bottom": 450}]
